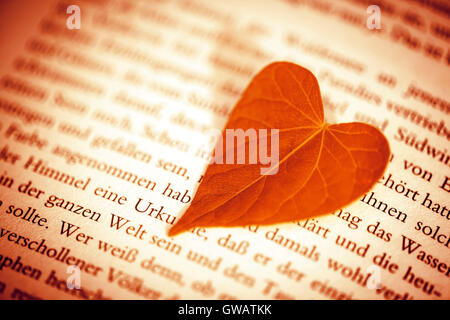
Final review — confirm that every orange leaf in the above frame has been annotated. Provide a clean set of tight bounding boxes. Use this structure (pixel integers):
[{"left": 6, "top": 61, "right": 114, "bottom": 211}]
[{"left": 168, "top": 62, "right": 390, "bottom": 236}]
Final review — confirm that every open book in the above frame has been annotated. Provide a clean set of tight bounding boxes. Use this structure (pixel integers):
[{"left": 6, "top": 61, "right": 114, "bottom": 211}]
[{"left": 0, "top": 0, "right": 448, "bottom": 300}]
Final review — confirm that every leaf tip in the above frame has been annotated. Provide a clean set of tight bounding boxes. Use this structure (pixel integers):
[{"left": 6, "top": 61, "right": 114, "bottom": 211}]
[{"left": 167, "top": 223, "right": 188, "bottom": 237}]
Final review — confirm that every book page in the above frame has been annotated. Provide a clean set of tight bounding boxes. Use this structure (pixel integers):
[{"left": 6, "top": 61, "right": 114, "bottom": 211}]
[{"left": 0, "top": 0, "right": 448, "bottom": 300}]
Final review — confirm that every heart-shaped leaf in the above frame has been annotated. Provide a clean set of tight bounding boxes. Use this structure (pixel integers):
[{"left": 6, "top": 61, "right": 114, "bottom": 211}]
[{"left": 168, "top": 62, "right": 390, "bottom": 236}]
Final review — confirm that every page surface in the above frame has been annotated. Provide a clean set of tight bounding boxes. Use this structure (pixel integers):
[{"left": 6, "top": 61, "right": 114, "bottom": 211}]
[{"left": 0, "top": 0, "right": 448, "bottom": 300}]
